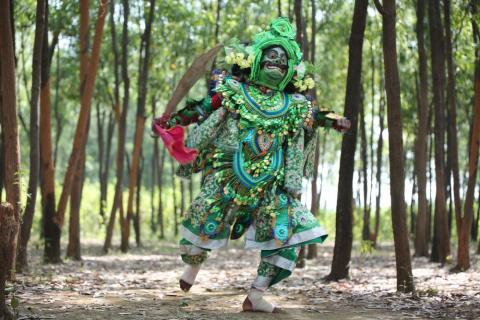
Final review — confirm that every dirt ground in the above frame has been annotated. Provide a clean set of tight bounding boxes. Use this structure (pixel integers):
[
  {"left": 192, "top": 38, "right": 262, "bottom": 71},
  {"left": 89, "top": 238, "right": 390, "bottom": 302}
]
[{"left": 8, "top": 240, "right": 480, "bottom": 320}]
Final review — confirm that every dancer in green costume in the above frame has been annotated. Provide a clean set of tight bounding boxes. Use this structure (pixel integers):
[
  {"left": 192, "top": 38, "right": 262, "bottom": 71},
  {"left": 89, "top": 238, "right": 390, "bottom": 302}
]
[{"left": 153, "top": 17, "right": 350, "bottom": 312}]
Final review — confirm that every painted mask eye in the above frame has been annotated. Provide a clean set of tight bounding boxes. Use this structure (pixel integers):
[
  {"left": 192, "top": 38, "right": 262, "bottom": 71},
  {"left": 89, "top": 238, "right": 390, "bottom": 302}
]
[{"left": 267, "top": 50, "right": 277, "bottom": 59}]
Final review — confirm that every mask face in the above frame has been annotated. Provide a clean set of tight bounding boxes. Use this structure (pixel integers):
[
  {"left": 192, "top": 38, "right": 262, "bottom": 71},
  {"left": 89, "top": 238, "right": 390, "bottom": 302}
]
[{"left": 256, "top": 46, "right": 288, "bottom": 89}]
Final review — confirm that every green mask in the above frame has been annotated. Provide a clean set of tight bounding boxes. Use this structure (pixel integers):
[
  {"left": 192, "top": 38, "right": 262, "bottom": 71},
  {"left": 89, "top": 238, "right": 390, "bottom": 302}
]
[
  {"left": 255, "top": 46, "right": 288, "bottom": 90},
  {"left": 248, "top": 17, "right": 303, "bottom": 91}
]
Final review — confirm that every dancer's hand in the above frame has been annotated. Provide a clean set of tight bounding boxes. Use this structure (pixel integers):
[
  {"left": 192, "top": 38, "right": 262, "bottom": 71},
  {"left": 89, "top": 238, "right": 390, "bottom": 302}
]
[
  {"left": 153, "top": 114, "right": 171, "bottom": 130},
  {"left": 335, "top": 117, "right": 351, "bottom": 132}
]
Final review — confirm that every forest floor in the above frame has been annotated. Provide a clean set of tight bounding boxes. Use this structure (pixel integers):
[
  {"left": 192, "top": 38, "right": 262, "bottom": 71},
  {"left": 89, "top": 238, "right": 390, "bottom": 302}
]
[{"left": 8, "top": 240, "right": 480, "bottom": 320}]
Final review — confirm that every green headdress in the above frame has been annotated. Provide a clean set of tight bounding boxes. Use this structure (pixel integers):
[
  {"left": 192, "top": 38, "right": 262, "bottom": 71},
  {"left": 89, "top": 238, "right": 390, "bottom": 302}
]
[{"left": 249, "top": 17, "right": 303, "bottom": 91}]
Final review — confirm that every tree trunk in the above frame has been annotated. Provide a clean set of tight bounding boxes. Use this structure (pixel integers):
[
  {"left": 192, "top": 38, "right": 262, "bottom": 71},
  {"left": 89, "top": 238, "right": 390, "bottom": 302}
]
[
  {"left": 96, "top": 103, "right": 115, "bottom": 221},
  {"left": 118, "top": 0, "right": 131, "bottom": 253},
  {"left": 158, "top": 148, "right": 166, "bottom": 239},
  {"left": 133, "top": 154, "right": 144, "bottom": 247},
  {"left": 53, "top": 40, "right": 62, "bottom": 167},
  {"left": 375, "top": 0, "right": 414, "bottom": 293},
  {"left": 103, "top": 0, "right": 125, "bottom": 253},
  {"left": 0, "top": 204, "right": 17, "bottom": 320},
  {"left": 307, "top": 0, "right": 319, "bottom": 261},
  {"left": 324, "top": 0, "right": 368, "bottom": 281},
  {"left": 55, "top": 0, "right": 109, "bottom": 228},
  {"left": 373, "top": 82, "right": 385, "bottom": 246},
  {"left": 443, "top": 0, "right": 461, "bottom": 244},
  {"left": 125, "top": 0, "right": 155, "bottom": 251},
  {"left": 413, "top": 0, "right": 430, "bottom": 258},
  {"left": 66, "top": 145, "right": 86, "bottom": 260},
  {"left": 150, "top": 99, "right": 158, "bottom": 234},
  {"left": 360, "top": 89, "right": 370, "bottom": 241},
  {"left": 410, "top": 168, "right": 417, "bottom": 235},
  {"left": 171, "top": 157, "right": 179, "bottom": 236},
  {"left": 472, "top": 182, "right": 480, "bottom": 242},
  {"left": 455, "top": 5, "right": 479, "bottom": 271},
  {"left": 16, "top": 0, "right": 46, "bottom": 273},
  {"left": 307, "top": 134, "right": 320, "bottom": 260},
  {"left": 0, "top": 0, "right": 21, "bottom": 283},
  {"left": 428, "top": 0, "right": 450, "bottom": 264},
  {"left": 40, "top": 5, "right": 61, "bottom": 263}
]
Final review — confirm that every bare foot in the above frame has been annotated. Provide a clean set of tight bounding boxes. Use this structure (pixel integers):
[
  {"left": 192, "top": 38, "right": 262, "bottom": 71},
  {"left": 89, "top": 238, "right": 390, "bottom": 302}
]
[
  {"left": 179, "top": 279, "right": 192, "bottom": 292},
  {"left": 242, "top": 297, "right": 282, "bottom": 313}
]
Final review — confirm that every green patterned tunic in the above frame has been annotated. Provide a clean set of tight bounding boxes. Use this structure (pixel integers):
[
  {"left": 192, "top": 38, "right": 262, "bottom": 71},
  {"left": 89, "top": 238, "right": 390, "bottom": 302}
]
[{"left": 175, "top": 77, "right": 337, "bottom": 285}]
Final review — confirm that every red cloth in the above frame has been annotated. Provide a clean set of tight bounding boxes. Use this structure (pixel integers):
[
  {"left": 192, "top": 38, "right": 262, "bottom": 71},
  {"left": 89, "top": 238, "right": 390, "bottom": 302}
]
[{"left": 152, "top": 117, "right": 198, "bottom": 165}]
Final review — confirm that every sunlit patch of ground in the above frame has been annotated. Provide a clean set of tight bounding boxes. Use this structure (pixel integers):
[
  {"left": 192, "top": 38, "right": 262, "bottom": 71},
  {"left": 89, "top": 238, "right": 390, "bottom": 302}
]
[{"left": 9, "top": 240, "right": 480, "bottom": 319}]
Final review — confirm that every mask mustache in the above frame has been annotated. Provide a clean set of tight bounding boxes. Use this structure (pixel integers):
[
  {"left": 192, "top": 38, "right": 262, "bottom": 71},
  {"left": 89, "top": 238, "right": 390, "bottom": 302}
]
[{"left": 261, "top": 61, "right": 287, "bottom": 72}]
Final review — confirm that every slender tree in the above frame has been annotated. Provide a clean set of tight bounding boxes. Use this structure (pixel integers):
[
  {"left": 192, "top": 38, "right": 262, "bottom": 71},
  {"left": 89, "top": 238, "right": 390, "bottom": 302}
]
[
  {"left": 428, "top": 0, "right": 450, "bottom": 263},
  {"left": 414, "top": 0, "right": 430, "bottom": 258},
  {"left": 374, "top": 0, "right": 414, "bottom": 292},
  {"left": 96, "top": 102, "right": 115, "bottom": 221},
  {"left": 360, "top": 88, "right": 370, "bottom": 241},
  {"left": 40, "top": 2, "right": 61, "bottom": 264},
  {"left": 443, "top": 0, "right": 462, "bottom": 242},
  {"left": 307, "top": 0, "right": 319, "bottom": 260},
  {"left": 16, "top": 0, "right": 46, "bottom": 272},
  {"left": 66, "top": 146, "right": 86, "bottom": 260},
  {"left": 125, "top": 0, "right": 156, "bottom": 251},
  {"left": 455, "top": 2, "right": 479, "bottom": 270},
  {"left": 373, "top": 89, "right": 385, "bottom": 245},
  {"left": 158, "top": 148, "right": 166, "bottom": 239},
  {"left": 325, "top": 0, "right": 368, "bottom": 281},
  {"left": 118, "top": 0, "right": 131, "bottom": 252},
  {"left": 103, "top": 0, "right": 125, "bottom": 253},
  {"left": 0, "top": 0, "right": 21, "bottom": 316}
]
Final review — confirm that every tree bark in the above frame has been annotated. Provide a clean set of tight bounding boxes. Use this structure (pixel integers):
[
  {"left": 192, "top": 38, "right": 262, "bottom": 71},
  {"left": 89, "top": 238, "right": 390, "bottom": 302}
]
[
  {"left": 40, "top": 4, "right": 61, "bottom": 263},
  {"left": 324, "top": 0, "right": 368, "bottom": 281},
  {"left": 150, "top": 98, "right": 158, "bottom": 234},
  {"left": 118, "top": 0, "right": 131, "bottom": 253},
  {"left": 0, "top": 204, "right": 17, "bottom": 319},
  {"left": 55, "top": 0, "right": 109, "bottom": 228},
  {"left": 96, "top": 103, "right": 115, "bottom": 221},
  {"left": 158, "top": 148, "right": 166, "bottom": 239},
  {"left": 455, "top": 3, "right": 479, "bottom": 270},
  {"left": 124, "top": 0, "right": 155, "bottom": 251},
  {"left": 103, "top": 0, "right": 124, "bottom": 253},
  {"left": 66, "top": 145, "right": 86, "bottom": 260},
  {"left": 373, "top": 83, "right": 385, "bottom": 246},
  {"left": 171, "top": 157, "right": 179, "bottom": 236},
  {"left": 413, "top": 0, "right": 430, "bottom": 258},
  {"left": 16, "top": 0, "right": 46, "bottom": 273},
  {"left": 443, "top": 0, "right": 462, "bottom": 245},
  {"left": 360, "top": 88, "right": 370, "bottom": 241},
  {"left": 428, "top": 0, "right": 450, "bottom": 264},
  {"left": 307, "top": 0, "right": 319, "bottom": 260},
  {"left": 294, "top": 0, "right": 309, "bottom": 62},
  {"left": 133, "top": 154, "right": 144, "bottom": 246},
  {"left": 0, "top": 0, "right": 21, "bottom": 283},
  {"left": 375, "top": 0, "right": 414, "bottom": 292}
]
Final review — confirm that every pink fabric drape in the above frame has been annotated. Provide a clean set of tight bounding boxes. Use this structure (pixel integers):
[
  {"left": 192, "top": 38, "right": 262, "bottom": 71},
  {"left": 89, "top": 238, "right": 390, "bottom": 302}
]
[{"left": 152, "top": 118, "right": 198, "bottom": 165}]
